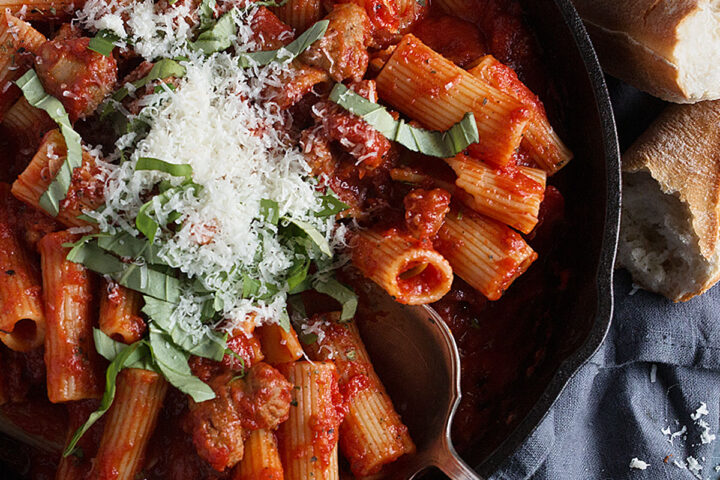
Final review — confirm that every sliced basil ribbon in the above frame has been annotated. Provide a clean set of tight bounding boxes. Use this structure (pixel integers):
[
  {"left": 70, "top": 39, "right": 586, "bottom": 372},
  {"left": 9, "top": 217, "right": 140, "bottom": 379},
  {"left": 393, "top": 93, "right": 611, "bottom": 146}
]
[
  {"left": 16, "top": 69, "right": 83, "bottom": 217},
  {"left": 238, "top": 19, "right": 328, "bottom": 67},
  {"left": 329, "top": 82, "right": 480, "bottom": 158},
  {"left": 88, "top": 30, "right": 120, "bottom": 56}
]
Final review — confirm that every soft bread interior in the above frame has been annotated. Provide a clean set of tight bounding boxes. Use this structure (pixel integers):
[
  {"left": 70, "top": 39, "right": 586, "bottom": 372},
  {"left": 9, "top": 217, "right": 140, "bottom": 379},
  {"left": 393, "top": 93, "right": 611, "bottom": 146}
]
[
  {"left": 674, "top": 1, "right": 720, "bottom": 101},
  {"left": 618, "top": 171, "right": 716, "bottom": 301}
]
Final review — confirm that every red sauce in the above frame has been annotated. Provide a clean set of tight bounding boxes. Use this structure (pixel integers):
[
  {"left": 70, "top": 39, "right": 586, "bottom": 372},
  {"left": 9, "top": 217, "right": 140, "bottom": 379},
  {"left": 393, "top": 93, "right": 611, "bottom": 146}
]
[{"left": 413, "top": 14, "right": 487, "bottom": 68}]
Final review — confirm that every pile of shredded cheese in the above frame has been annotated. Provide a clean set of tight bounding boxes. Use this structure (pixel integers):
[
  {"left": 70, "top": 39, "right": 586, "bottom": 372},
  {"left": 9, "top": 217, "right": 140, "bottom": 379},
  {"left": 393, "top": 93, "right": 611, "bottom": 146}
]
[{"left": 78, "top": 1, "right": 346, "bottom": 335}]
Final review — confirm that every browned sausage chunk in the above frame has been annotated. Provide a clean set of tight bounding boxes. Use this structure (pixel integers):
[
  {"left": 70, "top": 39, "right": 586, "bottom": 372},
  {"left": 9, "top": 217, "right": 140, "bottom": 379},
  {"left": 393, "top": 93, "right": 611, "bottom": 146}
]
[
  {"left": 34, "top": 37, "right": 117, "bottom": 122},
  {"left": 300, "top": 3, "right": 372, "bottom": 82}
]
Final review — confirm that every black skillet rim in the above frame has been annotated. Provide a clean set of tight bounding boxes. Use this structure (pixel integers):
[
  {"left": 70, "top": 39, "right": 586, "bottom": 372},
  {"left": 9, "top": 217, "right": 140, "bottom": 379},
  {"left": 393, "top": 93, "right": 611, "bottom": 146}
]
[{"left": 475, "top": 0, "right": 621, "bottom": 475}]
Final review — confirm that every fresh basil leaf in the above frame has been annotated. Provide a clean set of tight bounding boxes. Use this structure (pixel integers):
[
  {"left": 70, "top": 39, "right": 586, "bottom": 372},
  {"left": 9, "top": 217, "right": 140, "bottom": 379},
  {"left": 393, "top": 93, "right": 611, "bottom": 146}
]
[
  {"left": 242, "top": 274, "right": 261, "bottom": 298},
  {"left": 286, "top": 257, "right": 310, "bottom": 291},
  {"left": 252, "top": 0, "right": 289, "bottom": 7},
  {"left": 136, "top": 157, "right": 193, "bottom": 179},
  {"left": 313, "top": 276, "right": 357, "bottom": 321},
  {"left": 93, "top": 329, "right": 155, "bottom": 370},
  {"left": 283, "top": 217, "right": 331, "bottom": 256},
  {"left": 116, "top": 263, "right": 182, "bottom": 303},
  {"left": 96, "top": 231, "right": 165, "bottom": 265},
  {"left": 316, "top": 193, "right": 349, "bottom": 217},
  {"left": 329, "top": 82, "right": 480, "bottom": 158},
  {"left": 190, "top": 9, "right": 237, "bottom": 55},
  {"left": 16, "top": 70, "right": 83, "bottom": 217},
  {"left": 66, "top": 240, "right": 125, "bottom": 275},
  {"left": 143, "top": 296, "right": 226, "bottom": 361},
  {"left": 148, "top": 325, "right": 215, "bottom": 402},
  {"left": 259, "top": 199, "right": 280, "bottom": 225},
  {"left": 278, "top": 309, "right": 291, "bottom": 333},
  {"left": 198, "top": 0, "right": 217, "bottom": 30},
  {"left": 63, "top": 341, "right": 142, "bottom": 457},
  {"left": 238, "top": 19, "right": 328, "bottom": 67},
  {"left": 103, "top": 58, "right": 186, "bottom": 118},
  {"left": 88, "top": 30, "right": 119, "bottom": 56}
]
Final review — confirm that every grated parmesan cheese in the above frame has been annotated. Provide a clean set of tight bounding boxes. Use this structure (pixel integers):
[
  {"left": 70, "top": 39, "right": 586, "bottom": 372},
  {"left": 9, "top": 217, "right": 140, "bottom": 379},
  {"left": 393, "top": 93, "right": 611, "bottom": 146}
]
[
  {"left": 78, "top": 1, "right": 346, "bottom": 339},
  {"left": 691, "top": 402, "right": 709, "bottom": 421},
  {"left": 629, "top": 458, "right": 649, "bottom": 470}
]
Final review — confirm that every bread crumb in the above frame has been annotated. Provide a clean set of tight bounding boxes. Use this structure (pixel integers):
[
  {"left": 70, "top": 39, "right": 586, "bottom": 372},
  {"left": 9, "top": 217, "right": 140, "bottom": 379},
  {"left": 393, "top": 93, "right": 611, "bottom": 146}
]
[{"left": 629, "top": 458, "right": 650, "bottom": 470}]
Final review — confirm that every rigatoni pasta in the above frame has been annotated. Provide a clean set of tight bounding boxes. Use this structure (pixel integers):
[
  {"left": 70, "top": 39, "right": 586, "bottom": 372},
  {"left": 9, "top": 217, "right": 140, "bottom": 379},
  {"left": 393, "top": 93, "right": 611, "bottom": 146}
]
[
  {"left": 12, "top": 129, "right": 104, "bottom": 227},
  {"left": 233, "top": 429, "right": 284, "bottom": 480},
  {"left": 467, "top": 55, "right": 573, "bottom": 174},
  {"left": 351, "top": 228, "right": 453, "bottom": 305},
  {"left": 0, "top": 11, "right": 45, "bottom": 116},
  {"left": 271, "top": 0, "right": 322, "bottom": 32},
  {"left": 436, "top": 209, "right": 538, "bottom": 300},
  {"left": 89, "top": 368, "right": 168, "bottom": 480},
  {"left": 305, "top": 313, "right": 415, "bottom": 477},
  {"left": 0, "top": 184, "right": 45, "bottom": 352},
  {"left": 277, "top": 361, "right": 341, "bottom": 480},
  {"left": 38, "top": 230, "right": 103, "bottom": 402},
  {"left": 1, "top": 97, "right": 55, "bottom": 148},
  {"left": 446, "top": 153, "right": 546, "bottom": 234},
  {"left": 99, "top": 281, "right": 146, "bottom": 344},
  {"left": 376, "top": 34, "right": 530, "bottom": 166}
]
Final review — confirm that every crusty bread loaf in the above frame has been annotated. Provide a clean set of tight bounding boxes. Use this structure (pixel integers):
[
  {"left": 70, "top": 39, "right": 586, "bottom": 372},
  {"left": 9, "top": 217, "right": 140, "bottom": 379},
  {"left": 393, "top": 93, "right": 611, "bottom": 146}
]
[
  {"left": 619, "top": 100, "right": 720, "bottom": 301},
  {"left": 572, "top": 0, "right": 720, "bottom": 103}
]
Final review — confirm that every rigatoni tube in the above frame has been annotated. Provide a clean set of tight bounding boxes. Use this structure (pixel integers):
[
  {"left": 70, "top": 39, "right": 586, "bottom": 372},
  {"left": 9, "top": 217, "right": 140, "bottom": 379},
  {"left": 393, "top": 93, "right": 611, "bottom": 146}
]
[
  {"left": 12, "top": 129, "right": 104, "bottom": 228},
  {"left": 352, "top": 228, "right": 453, "bottom": 305},
  {"left": 39, "top": 230, "right": 103, "bottom": 402},
  {"left": 446, "top": 154, "right": 546, "bottom": 234},
  {"left": 0, "top": 184, "right": 45, "bottom": 352},
  {"left": 305, "top": 313, "right": 415, "bottom": 477},
  {"left": 467, "top": 56, "right": 573, "bottom": 174},
  {"left": 436, "top": 209, "right": 537, "bottom": 300},
  {"left": 376, "top": 34, "right": 529, "bottom": 166},
  {"left": 233, "top": 429, "right": 284, "bottom": 480},
  {"left": 277, "top": 361, "right": 342, "bottom": 480},
  {"left": 89, "top": 368, "right": 168, "bottom": 480},
  {"left": 257, "top": 322, "right": 304, "bottom": 365},
  {"left": 271, "top": 0, "right": 322, "bottom": 31},
  {"left": 0, "top": 12, "right": 46, "bottom": 116},
  {"left": 99, "top": 281, "right": 146, "bottom": 345}
]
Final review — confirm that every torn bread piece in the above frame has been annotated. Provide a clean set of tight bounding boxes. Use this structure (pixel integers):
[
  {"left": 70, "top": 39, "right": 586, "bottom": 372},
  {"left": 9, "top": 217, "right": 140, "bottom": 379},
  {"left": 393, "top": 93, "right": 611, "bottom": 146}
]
[
  {"left": 619, "top": 99, "right": 720, "bottom": 301},
  {"left": 572, "top": 0, "right": 720, "bottom": 103}
]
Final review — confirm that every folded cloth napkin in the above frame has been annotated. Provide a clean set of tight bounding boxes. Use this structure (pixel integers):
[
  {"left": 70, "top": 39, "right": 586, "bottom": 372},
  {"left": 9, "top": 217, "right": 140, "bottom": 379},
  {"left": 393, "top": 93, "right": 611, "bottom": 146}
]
[{"left": 491, "top": 270, "right": 720, "bottom": 480}]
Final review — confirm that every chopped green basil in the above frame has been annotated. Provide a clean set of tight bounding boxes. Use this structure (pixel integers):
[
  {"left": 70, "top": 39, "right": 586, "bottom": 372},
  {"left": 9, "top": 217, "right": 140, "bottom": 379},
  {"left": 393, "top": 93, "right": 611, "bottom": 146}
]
[
  {"left": 88, "top": 30, "right": 119, "bottom": 56},
  {"left": 190, "top": 9, "right": 237, "bottom": 55},
  {"left": 316, "top": 193, "right": 349, "bottom": 217},
  {"left": 259, "top": 199, "right": 280, "bottom": 225},
  {"left": 329, "top": 82, "right": 480, "bottom": 158},
  {"left": 238, "top": 19, "right": 328, "bottom": 67},
  {"left": 142, "top": 296, "right": 226, "bottom": 361},
  {"left": 135, "top": 157, "right": 193, "bottom": 179},
  {"left": 63, "top": 341, "right": 143, "bottom": 457},
  {"left": 313, "top": 276, "right": 357, "bottom": 321},
  {"left": 16, "top": 69, "right": 83, "bottom": 217},
  {"left": 283, "top": 217, "right": 331, "bottom": 257},
  {"left": 148, "top": 324, "right": 215, "bottom": 402}
]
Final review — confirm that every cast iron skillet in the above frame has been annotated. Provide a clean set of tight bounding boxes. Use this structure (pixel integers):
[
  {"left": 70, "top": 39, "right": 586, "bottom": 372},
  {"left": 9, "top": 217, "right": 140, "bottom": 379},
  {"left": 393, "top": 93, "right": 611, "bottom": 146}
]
[
  {"left": 0, "top": 1, "right": 620, "bottom": 477},
  {"left": 473, "top": 0, "right": 620, "bottom": 475}
]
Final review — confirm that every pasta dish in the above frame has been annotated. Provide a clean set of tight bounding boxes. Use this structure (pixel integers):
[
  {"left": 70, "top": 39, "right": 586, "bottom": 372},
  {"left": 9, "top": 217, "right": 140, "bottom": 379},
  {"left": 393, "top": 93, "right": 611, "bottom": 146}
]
[{"left": 0, "top": 0, "right": 572, "bottom": 477}]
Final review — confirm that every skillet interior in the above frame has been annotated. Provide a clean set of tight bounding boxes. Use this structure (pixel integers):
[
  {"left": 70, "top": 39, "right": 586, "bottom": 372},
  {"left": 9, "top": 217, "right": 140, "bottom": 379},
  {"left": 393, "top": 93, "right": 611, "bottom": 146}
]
[{"left": 472, "top": 0, "right": 620, "bottom": 475}]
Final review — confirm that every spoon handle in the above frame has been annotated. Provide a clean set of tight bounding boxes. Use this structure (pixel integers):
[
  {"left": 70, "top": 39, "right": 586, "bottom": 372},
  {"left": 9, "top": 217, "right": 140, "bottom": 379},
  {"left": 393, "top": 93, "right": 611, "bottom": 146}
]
[{"left": 435, "top": 448, "right": 484, "bottom": 480}]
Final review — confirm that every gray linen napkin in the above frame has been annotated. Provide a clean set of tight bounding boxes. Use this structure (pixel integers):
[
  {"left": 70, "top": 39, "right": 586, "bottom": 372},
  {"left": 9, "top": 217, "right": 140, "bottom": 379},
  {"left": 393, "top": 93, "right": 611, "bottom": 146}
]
[{"left": 491, "top": 270, "right": 720, "bottom": 480}]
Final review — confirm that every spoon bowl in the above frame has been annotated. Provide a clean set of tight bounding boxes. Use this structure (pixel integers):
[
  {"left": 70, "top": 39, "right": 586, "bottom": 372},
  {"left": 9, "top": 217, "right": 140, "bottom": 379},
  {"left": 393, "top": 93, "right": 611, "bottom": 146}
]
[{"left": 354, "top": 287, "right": 483, "bottom": 480}]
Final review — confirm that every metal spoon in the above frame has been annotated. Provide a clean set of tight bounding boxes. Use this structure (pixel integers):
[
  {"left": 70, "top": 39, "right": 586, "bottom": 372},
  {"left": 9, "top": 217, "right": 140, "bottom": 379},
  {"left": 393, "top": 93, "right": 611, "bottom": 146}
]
[{"left": 354, "top": 288, "right": 484, "bottom": 480}]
